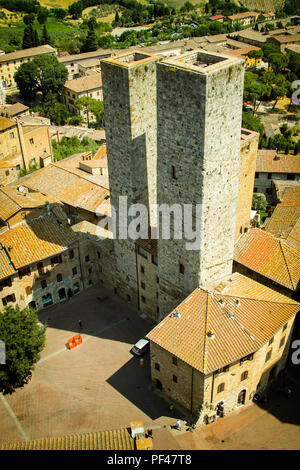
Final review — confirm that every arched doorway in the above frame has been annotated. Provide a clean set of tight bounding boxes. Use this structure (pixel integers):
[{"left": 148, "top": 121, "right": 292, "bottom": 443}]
[
  {"left": 155, "top": 379, "right": 163, "bottom": 391},
  {"left": 237, "top": 389, "right": 246, "bottom": 405}
]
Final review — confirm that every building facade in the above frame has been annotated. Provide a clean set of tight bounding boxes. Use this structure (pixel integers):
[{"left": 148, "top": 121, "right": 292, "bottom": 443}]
[{"left": 0, "top": 45, "right": 56, "bottom": 88}]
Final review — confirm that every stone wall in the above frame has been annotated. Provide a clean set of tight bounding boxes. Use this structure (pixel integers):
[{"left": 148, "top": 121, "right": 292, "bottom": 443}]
[
  {"left": 236, "top": 132, "right": 259, "bottom": 240},
  {"left": 101, "top": 53, "right": 159, "bottom": 308},
  {"left": 149, "top": 313, "right": 296, "bottom": 426},
  {"left": 156, "top": 52, "right": 245, "bottom": 318}
]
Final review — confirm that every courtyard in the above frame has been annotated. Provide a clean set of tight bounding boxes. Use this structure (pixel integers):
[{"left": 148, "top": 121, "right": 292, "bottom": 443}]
[
  {"left": 0, "top": 287, "right": 178, "bottom": 446},
  {"left": 0, "top": 286, "right": 299, "bottom": 450}
]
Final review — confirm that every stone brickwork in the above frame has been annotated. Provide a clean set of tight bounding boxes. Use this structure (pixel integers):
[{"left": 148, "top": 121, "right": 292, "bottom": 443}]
[
  {"left": 149, "top": 314, "right": 296, "bottom": 426},
  {"left": 156, "top": 51, "right": 245, "bottom": 319},
  {"left": 101, "top": 52, "right": 160, "bottom": 307},
  {"left": 0, "top": 244, "right": 82, "bottom": 312},
  {"left": 136, "top": 247, "right": 159, "bottom": 321},
  {"left": 236, "top": 130, "right": 259, "bottom": 240}
]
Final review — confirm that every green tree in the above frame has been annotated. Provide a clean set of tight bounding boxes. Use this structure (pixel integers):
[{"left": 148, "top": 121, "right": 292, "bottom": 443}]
[
  {"left": 82, "top": 19, "right": 98, "bottom": 52},
  {"left": 52, "top": 8, "right": 67, "bottom": 20},
  {"left": 37, "top": 7, "right": 48, "bottom": 24},
  {"left": 43, "top": 91, "right": 70, "bottom": 125},
  {"left": 269, "top": 52, "right": 288, "bottom": 74},
  {"left": 90, "top": 99, "right": 104, "bottom": 127},
  {"left": 42, "top": 24, "right": 51, "bottom": 45},
  {"left": 15, "top": 55, "right": 68, "bottom": 102},
  {"left": 23, "top": 13, "right": 35, "bottom": 25},
  {"left": 252, "top": 194, "right": 267, "bottom": 211},
  {"left": 22, "top": 23, "right": 35, "bottom": 49},
  {"left": 74, "top": 96, "right": 95, "bottom": 127},
  {"left": 0, "top": 305, "right": 46, "bottom": 389},
  {"left": 33, "top": 27, "right": 40, "bottom": 47}
]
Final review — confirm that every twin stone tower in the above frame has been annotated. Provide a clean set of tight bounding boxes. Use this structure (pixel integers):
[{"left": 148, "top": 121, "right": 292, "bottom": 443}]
[{"left": 101, "top": 49, "right": 245, "bottom": 320}]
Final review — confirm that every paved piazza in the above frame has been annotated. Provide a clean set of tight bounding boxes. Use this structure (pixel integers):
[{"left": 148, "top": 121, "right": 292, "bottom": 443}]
[{"left": 0, "top": 286, "right": 299, "bottom": 450}]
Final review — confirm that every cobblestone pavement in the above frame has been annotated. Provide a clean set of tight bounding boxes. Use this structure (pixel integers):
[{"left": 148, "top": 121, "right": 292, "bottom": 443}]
[{"left": 0, "top": 286, "right": 299, "bottom": 450}]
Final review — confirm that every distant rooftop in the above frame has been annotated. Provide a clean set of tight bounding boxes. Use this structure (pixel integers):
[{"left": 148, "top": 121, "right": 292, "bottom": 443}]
[{"left": 0, "top": 44, "right": 56, "bottom": 64}]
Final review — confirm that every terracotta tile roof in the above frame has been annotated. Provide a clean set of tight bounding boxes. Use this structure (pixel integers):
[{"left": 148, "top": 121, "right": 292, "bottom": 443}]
[
  {"left": 0, "top": 45, "right": 56, "bottom": 64},
  {"left": 147, "top": 273, "right": 299, "bottom": 374},
  {"left": 234, "top": 228, "right": 300, "bottom": 290},
  {"left": 0, "top": 246, "right": 16, "bottom": 279},
  {"left": 265, "top": 187, "right": 300, "bottom": 239},
  {"left": 136, "top": 227, "right": 158, "bottom": 256},
  {"left": 273, "top": 180, "right": 300, "bottom": 202},
  {"left": 0, "top": 428, "right": 134, "bottom": 450},
  {"left": 271, "top": 33, "right": 300, "bottom": 44},
  {"left": 208, "top": 15, "right": 224, "bottom": 20},
  {"left": 227, "top": 11, "right": 258, "bottom": 20},
  {"left": 0, "top": 186, "right": 57, "bottom": 221},
  {"left": 0, "top": 214, "right": 78, "bottom": 269},
  {"left": 0, "top": 116, "right": 16, "bottom": 132},
  {"left": 285, "top": 218, "right": 300, "bottom": 253},
  {"left": 0, "top": 102, "right": 29, "bottom": 117},
  {"left": 256, "top": 150, "right": 300, "bottom": 173},
  {"left": 23, "top": 164, "right": 109, "bottom": 213},
  {"left": 64, "top": 73, "right": 102, "bottom": 93}
]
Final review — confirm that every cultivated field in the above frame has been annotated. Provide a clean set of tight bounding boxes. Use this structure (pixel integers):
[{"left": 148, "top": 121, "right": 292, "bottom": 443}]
[{"left": 241, "top": 0, "right": 284, "bottom": 12}]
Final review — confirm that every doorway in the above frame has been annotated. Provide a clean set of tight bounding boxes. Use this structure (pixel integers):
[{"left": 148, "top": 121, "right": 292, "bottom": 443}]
[{"left": 237, "top": 389, "right": 246, "bottom": 405}]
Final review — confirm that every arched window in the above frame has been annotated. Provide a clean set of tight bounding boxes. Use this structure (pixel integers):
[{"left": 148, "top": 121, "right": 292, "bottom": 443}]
[{"left": 241, "top": 371, "right": 248, "bottom": 381}]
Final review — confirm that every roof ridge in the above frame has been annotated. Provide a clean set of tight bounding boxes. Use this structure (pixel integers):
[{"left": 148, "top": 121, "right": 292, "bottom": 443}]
[
  {"left": 0, "top": 187, "right": 21, "bottom": 210},
  {"left": 202, "top": 292, "right": 211, "bottom": 373},
  {"left": 280, "top": 241, "right": 297, "bottom": 290},
  {"left": 51, "top": 163, "right": 107, "bottom": 191},
  {"left": 213, "top": 291, "right": 299, "bottom": 306}
]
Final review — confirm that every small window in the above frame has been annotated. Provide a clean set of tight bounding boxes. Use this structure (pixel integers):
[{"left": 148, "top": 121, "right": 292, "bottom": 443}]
[
  {"left": 37, "top": 261, "right": 44, "bottom": 275},
  {"left": 127, "top": 294, "right": 131, "bottom": 302},
  {"left": 279, "top": 336, "right": 285, "bottom": 349},
  {"left": 265, "top": 349, "right": 272, "bottom": 363},
  {"left": 56, "top": 273, "right": 63, "bottom": 282},
  {"left": 69, "top": 250, "right": 74, "bottom": 259},
  {"left": 25, "top": 286, "right": 32, "bottom": 295},
  {"left": 138, "top": 246, "right": 148, "bottom": 259},
  {"left": 172, "top": 165, "right": 177, "bottom": 180},
  {"left": 241, "top": 371, "right": 248, "bottom": 381},
  {"left": 217, "top": 383, "right": 225, "bottom": 393},
  {"left": 140, "top": 265, "right": 145, "bottom": 274},
  {"left": 85, "top": 255, "right": 90, "bottom": 262},
  {"left": 141, "top": 296, "right": 146, "bottom": 303},
  {"left": 156, "top": 276, "right": 159, "bottom": 283},
  {"left": 141, "top": 281, "right": 145, "bottom": 290},
  {"left": 88, "top": 267, "right": 92, "bottom": 274},
  {"left": 41, "top": 280, "right": 47, "bottom": 289},
  {"left": 179, "top": 263, "right": 184, "bottom": 274},
  {"left": 97, "top": 251, "right": 101, "bottom": 259},
  {"left": 9, "top": 132, "right": 14, "bottom": 139},
  {"left": 72, "top": 267, "right": 77, "bottom": 276},
  {"left": 172, "top": 374, "right": 178, "bottom": 383},
  {"left": 172, "top": 356, "right": 178, "bottom": 366},
  {"left": 152, "top": 255, "right": 158, "bottom": 266},
  {"left": 99, "top": 264, "right": 102, "bottom": 272},
  {"left": 29, "top": 138, "right": 34, "bottom": 144},
  {"left": 155, "top": 362, "right": 160, "bottom": 371}
]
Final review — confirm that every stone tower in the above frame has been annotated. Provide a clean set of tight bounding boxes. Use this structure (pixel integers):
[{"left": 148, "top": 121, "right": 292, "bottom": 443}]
[
  {"left": 156, "top": 50, "right": 245, "bottom": 319},
  {"left": 101, "top": 51, "right": 160, "bottom": 306}
]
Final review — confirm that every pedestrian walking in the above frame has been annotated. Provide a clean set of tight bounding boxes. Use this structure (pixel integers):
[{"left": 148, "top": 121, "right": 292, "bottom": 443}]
[
  {"left": 78, "top": 320, "right": 82, "bottom": 328},
  {"left": 176, "top": 420, "right": 182, "bottom": 430}
]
